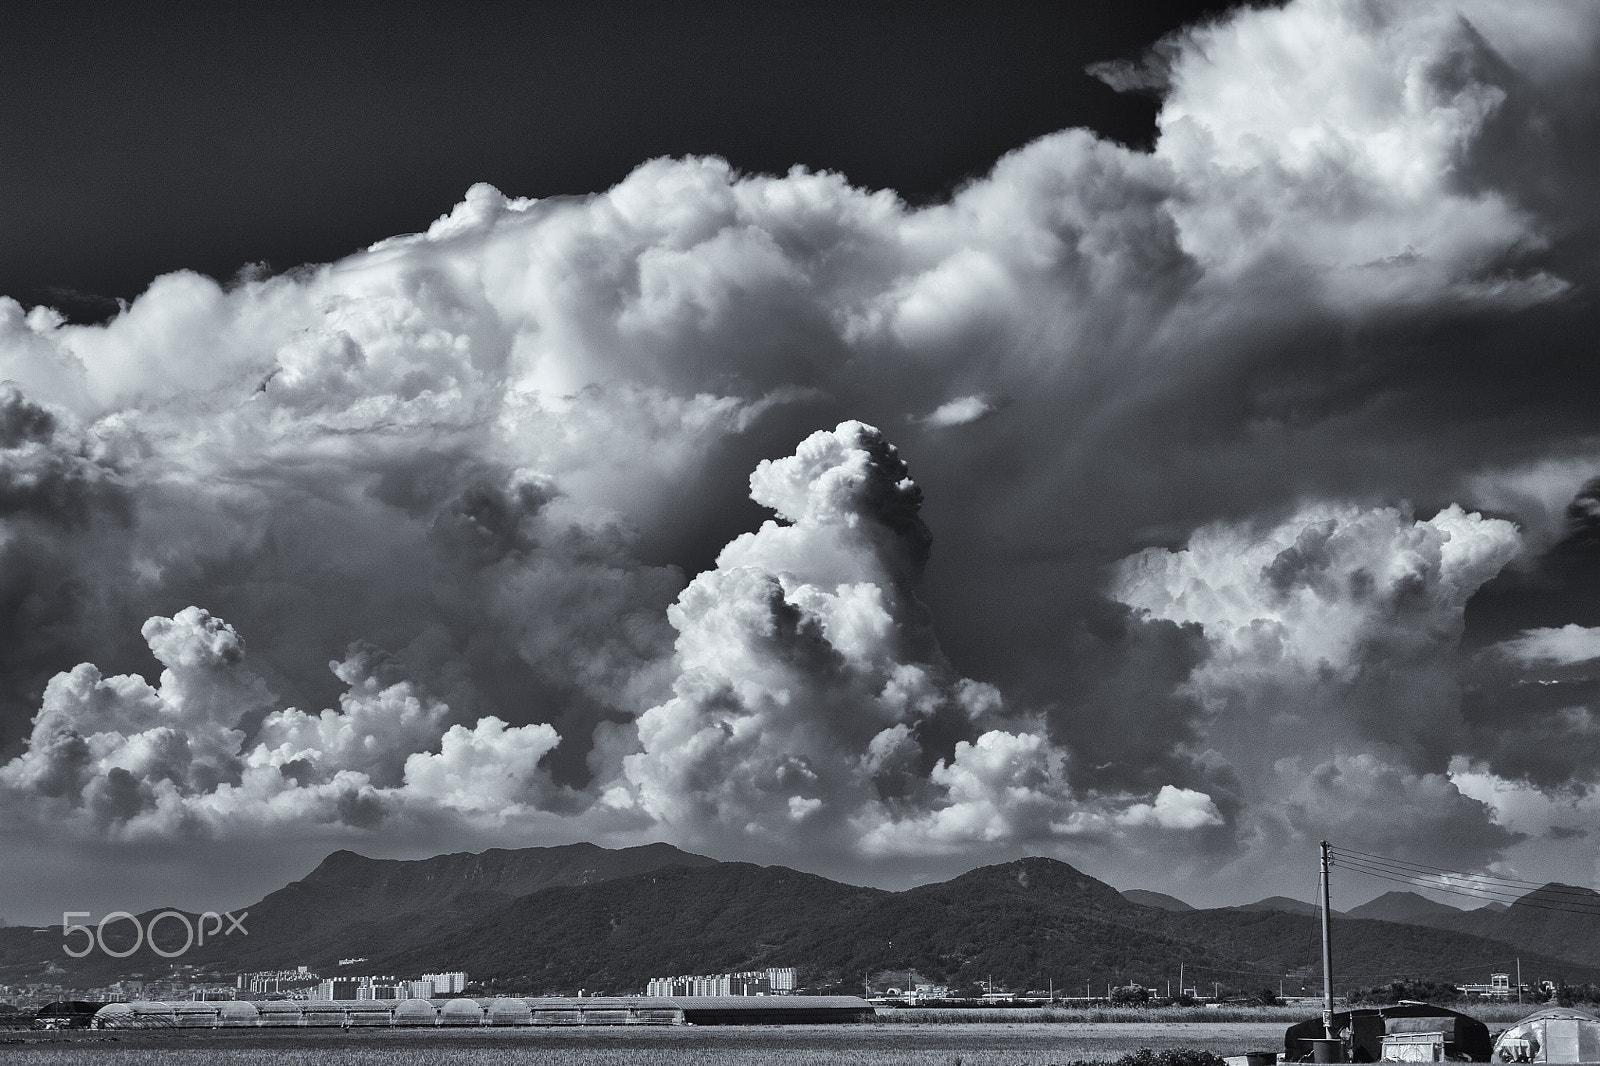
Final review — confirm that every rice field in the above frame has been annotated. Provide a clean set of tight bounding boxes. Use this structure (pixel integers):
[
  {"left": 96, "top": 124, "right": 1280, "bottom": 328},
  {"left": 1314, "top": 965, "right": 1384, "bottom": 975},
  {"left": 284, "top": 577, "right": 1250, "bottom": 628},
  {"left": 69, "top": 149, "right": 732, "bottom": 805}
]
[{"left": 0, "top": 1021, "right": 1287, "bottom": 1065}]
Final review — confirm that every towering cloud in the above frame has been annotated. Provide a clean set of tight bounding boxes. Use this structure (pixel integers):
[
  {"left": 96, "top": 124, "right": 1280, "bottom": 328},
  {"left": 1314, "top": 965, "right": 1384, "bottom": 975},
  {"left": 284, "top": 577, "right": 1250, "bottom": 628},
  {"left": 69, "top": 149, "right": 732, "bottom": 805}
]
[
  {"left": 621, "top": 421, "right": 1223, "bottom": 861},
  {"left": 1, "top": 0, "right": 1599, "bottom": 915}
]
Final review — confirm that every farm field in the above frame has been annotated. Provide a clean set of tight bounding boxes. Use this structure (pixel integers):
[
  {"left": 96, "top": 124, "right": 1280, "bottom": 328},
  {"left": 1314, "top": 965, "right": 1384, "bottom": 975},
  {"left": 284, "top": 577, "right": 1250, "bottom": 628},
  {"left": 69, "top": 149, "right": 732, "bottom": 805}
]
[{"left": 0, "top": 1021, "right": 1288, "bottom": 1065}]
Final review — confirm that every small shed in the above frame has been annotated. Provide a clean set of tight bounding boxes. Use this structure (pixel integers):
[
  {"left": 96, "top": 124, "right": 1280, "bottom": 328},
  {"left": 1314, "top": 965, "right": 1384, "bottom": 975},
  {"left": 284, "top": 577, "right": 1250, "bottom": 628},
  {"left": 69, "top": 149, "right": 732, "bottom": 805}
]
[
  {"left": 1494, "top": 1007, "right": 1600, "bottom": 1063},
  {"left": 1285, "top": 1002, "right": 1492, "bottom": 1062}
]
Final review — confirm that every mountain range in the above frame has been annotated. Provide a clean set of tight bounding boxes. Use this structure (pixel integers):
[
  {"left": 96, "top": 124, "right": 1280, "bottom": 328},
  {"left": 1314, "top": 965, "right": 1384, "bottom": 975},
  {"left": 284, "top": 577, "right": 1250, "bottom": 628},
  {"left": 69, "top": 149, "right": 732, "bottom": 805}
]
[{"left": 3, "top": 844, "right": 1597, "bottom": 996}]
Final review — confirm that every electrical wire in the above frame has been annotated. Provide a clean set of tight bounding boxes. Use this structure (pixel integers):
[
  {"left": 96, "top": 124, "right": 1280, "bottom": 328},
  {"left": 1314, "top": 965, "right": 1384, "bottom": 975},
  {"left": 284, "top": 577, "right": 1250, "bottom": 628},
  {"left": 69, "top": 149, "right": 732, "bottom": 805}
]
[
  {"left": 1329, "top": 858, "right": 1597, "bottom": 910},
  {"left": 1329, "top": 845, "right": 1600, "bottom": 896},
  {"left": 1330, "top": 864, "right": 1562, "bottom": 910},
  {"left": 1327, "top": 854, "right": 1600, "bottom": 917}
]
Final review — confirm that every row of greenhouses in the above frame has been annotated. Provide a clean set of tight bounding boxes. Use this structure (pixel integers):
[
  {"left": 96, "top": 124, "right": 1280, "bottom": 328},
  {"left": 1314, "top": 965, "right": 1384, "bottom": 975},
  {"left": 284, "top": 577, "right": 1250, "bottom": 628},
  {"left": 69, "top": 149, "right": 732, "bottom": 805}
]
[
  {"left": 88, "top": 995, "right": 874, "bottom": 1028},
  {"left": 91, "top": 997, "right": 674, "bottom": 1028}
]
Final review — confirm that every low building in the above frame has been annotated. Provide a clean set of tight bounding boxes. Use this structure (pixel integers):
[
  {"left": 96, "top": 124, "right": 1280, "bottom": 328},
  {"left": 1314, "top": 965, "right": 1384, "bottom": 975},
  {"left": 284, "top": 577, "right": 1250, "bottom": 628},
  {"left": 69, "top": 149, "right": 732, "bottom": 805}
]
[{"left": 1459, "top": 973, "right": 1515, "bottom": 999}]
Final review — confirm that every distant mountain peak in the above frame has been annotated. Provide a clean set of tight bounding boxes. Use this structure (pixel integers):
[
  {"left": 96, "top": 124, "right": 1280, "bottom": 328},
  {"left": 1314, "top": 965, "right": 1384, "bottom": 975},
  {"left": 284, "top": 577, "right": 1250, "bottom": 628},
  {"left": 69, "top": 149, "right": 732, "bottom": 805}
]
[
  {"left": 1122, "top": 889, "right": 1196, "bottom": 912},
  {"left": 1346, "top": 890, "right": 1466, "bottom": 923},
  {"left": 1238, "top": 895, "right": 1323, "bottom": 916},
  {"left": 1520, "top": 881, "right": 1600, "bottom": 905}
]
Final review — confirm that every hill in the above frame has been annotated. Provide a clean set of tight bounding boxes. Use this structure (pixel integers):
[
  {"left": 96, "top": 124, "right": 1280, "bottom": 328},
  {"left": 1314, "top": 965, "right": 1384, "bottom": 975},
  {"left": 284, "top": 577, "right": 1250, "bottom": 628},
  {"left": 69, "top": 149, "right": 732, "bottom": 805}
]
[
  {"left": 1402, "top": 883, "right": 1600, "bottom": 967},
  {"left": 1347, "top": 883, "right": 1600, "bottom": 968},
  {"left": 1236, "top": 896, "right": 1326, "bottom": 917},
  {"left": 1122, "top": 889, "right": 1196, "bottom": 911},
  {"left": 7, "top": 847, "right": 1600, "bottom": 996},
  {"left": 1346, "top": 891, "right": 1467, "bottom": 924},
  {"left": 365, "top": 857, "right": 1600, "bottom": 997},
  {"left": 0, "top": 841, "right": 715, "bottom": 985}
]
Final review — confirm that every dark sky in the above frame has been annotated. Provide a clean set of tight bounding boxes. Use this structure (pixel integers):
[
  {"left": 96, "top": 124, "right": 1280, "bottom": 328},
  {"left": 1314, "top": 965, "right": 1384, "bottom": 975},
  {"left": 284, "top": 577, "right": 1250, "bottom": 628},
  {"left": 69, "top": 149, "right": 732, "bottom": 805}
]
[{"left": 1, "top": 1, "right": 1241, "bottom": 316}]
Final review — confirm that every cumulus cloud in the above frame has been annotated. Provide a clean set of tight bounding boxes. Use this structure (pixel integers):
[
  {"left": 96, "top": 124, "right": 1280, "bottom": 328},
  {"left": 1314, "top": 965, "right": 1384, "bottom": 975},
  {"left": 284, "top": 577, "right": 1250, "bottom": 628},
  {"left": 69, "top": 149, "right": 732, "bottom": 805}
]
[
  {"left": 620, "top": 421, "right": 1223, "bottom": 861},
  {"left": 1110, "top": 503, "right": 1526, "bottom": 868},
  {"left": 0, "top": 605, "right": 576, "bottom": 839},
  {"left": 2, "top": 0, "right": 1600, "bottom": 911}
]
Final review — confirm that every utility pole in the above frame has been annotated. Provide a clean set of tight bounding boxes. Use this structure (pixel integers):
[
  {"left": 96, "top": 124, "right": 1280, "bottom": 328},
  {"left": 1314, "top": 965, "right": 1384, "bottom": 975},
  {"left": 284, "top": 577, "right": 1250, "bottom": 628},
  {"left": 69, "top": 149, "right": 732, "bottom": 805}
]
[
  {"left": 1517, "top": 959, "right": 1522, "bottom": 1006},
  {"left": 1180, "top": 962, "right": 1184, "bottom": 998},
  {"left": 1320, "top": 840, "right": 1336, "bottom": 1040}
]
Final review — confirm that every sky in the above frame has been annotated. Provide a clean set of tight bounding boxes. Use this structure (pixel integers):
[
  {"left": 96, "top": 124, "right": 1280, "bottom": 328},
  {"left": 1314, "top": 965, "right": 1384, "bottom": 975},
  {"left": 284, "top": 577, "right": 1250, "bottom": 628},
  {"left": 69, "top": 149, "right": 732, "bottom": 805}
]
[{"left": 2, "top": 0, "right": 1599, "bottom": 926}]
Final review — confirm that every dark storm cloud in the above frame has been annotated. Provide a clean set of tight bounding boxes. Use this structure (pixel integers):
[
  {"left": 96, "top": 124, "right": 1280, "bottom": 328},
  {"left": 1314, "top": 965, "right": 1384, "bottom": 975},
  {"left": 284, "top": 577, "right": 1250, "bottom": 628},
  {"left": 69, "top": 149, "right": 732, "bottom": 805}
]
[{"left": 0, "top": 0, "right": 1598, "bottom": 914}]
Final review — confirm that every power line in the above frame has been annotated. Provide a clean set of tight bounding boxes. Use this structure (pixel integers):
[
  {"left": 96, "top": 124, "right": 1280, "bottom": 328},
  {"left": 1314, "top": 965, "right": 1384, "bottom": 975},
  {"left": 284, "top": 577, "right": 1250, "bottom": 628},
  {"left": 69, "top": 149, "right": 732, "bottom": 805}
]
[
  {"left": 1328, "top": 855, "right": 1600, "bottom": 917},
  {"left": 1329, "top": 863, "right": 1554, "bottom": 909},
  {"left": 1329, "top": 846, "right": 1600, "bottom": 896}
]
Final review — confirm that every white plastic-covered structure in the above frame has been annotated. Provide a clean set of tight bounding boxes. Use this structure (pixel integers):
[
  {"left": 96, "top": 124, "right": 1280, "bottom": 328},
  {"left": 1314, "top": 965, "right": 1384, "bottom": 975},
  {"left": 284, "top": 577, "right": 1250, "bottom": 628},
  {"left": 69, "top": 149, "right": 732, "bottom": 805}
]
[
  {"left": 487, "top": 997, "right": 533, "bottom": 1025},
  {"left": 258, "top": 1000, "right": 304, "bottom": 1026},
  {"left": 93, "top": 1001, "right": 177, "bottom": 1029},
  {"left": 392, "top": 998, "right": 438, "bottom": 1026},
  {"left": 78, "top": 994, "right": 871, "bottom": 1029},
  {"left": 90, "top": 1003, "right": 133, "bottom": 1029},
  {"left": 172, "top": 1002, "right": 221, "bottom": 1028},
  {"left": 439, "top": 998, "right": 485, "bottom": 1026},
  {"left": 344, "top": 1002, "right": 394, "bottom": 1027},
  {"left": 1495, "top": 1007, "right": 1600, "bottom": 1063},
  {"left": 217, "top": 1001, "right": 260, "bottom": 1027}
]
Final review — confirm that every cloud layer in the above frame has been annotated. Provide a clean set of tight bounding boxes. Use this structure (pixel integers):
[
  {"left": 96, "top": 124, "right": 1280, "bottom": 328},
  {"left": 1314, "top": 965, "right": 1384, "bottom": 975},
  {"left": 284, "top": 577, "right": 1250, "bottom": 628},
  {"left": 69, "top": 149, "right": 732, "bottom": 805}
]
[{"left": 2, "top": 0, "right": 1599, "bottom": 915}]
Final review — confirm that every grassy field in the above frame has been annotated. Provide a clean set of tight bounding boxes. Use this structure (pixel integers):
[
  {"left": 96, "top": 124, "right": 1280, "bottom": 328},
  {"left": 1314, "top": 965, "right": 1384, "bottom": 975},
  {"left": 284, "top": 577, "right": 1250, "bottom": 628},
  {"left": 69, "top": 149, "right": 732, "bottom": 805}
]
[
  {"left": 878, "top": 1007, "right": 1309, "bottom": 1024},
  {"left": 0, "top": 1022, "right": 1288, "bottom": 1065},
  {"left": 876, "top": 1003, "right": 1535, "bottom": 1025}
]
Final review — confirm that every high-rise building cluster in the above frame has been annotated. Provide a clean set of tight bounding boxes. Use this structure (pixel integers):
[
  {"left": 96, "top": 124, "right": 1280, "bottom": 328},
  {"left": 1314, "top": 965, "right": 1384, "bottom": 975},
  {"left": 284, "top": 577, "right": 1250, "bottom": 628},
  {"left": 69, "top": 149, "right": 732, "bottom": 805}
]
[
  {"left": 236, "top": 968, "right": 319, "bottom": 996},
  {"left": 646, "top": 967, "right": 797, "bottom": 997},
  {"left": 312, "top": 971, "right": 467, "bottom": 1001}
]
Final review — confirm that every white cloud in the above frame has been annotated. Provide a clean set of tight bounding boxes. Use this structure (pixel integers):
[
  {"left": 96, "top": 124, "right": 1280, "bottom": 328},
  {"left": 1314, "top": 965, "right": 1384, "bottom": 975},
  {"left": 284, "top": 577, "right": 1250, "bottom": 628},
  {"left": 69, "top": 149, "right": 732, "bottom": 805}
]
[
  {"left": 919, "top": 396, "right": 995, "bottom": 428},
  {"left": 1494, "top": 624, "right": 1600, "bottom": 667},
  {"left": 621, "top": 422, "right": 1223, "bottom": 862}
]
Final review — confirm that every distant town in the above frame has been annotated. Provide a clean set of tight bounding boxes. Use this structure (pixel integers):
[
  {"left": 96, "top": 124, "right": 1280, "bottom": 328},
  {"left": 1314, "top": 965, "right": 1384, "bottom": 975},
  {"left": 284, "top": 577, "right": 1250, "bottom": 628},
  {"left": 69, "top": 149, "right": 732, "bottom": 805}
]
[{"left": 0, "top": 964, "right": 1560, "bottom": 1014}]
